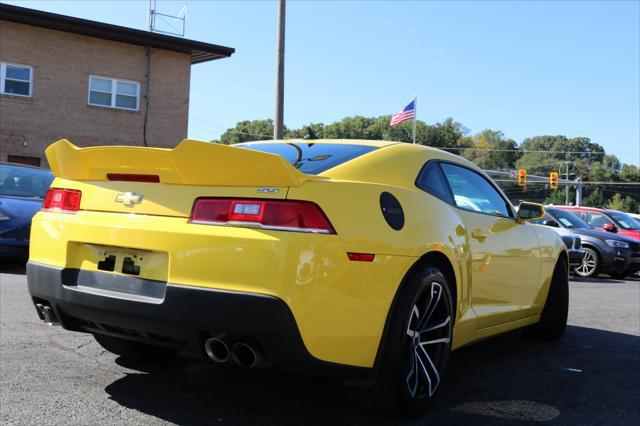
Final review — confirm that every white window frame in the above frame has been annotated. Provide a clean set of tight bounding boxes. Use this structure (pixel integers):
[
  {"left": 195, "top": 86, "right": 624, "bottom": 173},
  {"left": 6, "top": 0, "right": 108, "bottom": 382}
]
[
  {"left": 0, "top": 62, "right": 33, "bottom": 98},
  {"left": 88, "top": 75, "right": 140, "bottom": 111}
]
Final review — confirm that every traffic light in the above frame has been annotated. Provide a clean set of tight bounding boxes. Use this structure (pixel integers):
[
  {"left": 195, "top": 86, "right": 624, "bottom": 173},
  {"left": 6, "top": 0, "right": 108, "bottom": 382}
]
[
  {"left": 517, "top": 169, "right": 527, "bottom": 187},
  {"left": 550, "top": 172, "right": 559, "bottom": 189}
]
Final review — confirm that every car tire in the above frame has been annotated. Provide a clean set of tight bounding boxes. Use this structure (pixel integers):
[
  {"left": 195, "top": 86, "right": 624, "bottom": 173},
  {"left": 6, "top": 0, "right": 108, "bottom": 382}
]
[
  {"left": 344, "top": 266, "right": 454, "bottom": 414},
  {"left": 93, "top": 334, "right": 178, "bottom": 361},
  {"left": 526, "top": 257, "right": 568, "bottom": 341},
  {"left": 574, "top": 246, "right": 600, "bottom": 278}
]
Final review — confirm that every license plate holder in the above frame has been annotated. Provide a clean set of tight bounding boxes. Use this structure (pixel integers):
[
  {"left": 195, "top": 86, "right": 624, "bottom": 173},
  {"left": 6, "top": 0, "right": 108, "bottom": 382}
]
[{"left": 68, "top": 243, "right": 168, "bottom": 283}]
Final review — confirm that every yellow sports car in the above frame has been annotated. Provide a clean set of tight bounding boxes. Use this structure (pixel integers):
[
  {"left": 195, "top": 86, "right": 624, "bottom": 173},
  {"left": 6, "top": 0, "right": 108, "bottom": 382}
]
[{"left": 27, "top": 139, "right": 568, "bottom": 413}]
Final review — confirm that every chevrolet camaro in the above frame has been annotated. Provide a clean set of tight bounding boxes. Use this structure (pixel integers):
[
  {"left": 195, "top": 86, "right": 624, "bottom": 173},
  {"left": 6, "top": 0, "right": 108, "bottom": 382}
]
[{"left": 27, "top": 139, "right": 568, "bottom": 413}]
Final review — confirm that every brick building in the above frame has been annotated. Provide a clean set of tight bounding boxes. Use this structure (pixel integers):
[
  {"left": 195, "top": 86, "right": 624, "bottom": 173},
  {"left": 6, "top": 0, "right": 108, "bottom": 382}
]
[{"left": 0, "top": 4, "right": 234, "bottom": 167}]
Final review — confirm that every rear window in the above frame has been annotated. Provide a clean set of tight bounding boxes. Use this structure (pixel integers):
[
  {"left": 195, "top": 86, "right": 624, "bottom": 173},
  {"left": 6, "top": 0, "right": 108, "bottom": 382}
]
[
  {"left": 0, "top": 164, "right": 54, "bottom": 198},
  {"left": 236, "top": 143, "right": 378, "bottom": 175}
]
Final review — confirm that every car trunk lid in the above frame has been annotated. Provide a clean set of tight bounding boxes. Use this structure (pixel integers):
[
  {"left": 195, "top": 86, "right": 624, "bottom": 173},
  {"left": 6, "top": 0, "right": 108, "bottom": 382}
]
[{"left": 45, "top": 139, "right": 324, "bottom": 217}]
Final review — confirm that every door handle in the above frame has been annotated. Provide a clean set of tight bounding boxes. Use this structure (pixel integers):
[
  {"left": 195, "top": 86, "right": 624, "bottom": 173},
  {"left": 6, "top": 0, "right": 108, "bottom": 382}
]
[{"left": 471, "top": 229, "right": 486, "bottom": 241}]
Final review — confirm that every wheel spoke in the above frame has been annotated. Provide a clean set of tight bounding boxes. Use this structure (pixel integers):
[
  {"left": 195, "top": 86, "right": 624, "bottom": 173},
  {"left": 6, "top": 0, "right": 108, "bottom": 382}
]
[
  {"left": 406, "top": 305, "right": 420, "bottom": 338},
  {"left": 420, "top": 315, "right": 451, "bottom": 334},
  {"left": 405, "top": 351, "right": 419, "bottom": 397},
  {"left": 417, "top": 282, "right": 442, "bottom": 331},
  {"left": 417, "top": 345, "right": 440, "bottom": 396}
]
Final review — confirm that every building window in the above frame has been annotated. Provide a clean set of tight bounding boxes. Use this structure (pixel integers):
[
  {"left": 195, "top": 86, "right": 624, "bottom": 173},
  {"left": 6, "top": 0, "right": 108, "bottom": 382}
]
[
  {"left": 88, "top": 75, "right": 140, "bottom": 111},
  {"left": 0, "top": 63, "right": 33, "bottom": 97}
]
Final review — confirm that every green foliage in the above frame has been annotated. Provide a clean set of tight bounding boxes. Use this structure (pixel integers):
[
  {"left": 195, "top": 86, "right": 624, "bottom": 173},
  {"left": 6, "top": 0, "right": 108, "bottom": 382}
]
[
  {"left": 544, "top": 189, "right": 569, "bottom": 206},
  {"left": 606, "top": 193, "right": 638, "bottom": 213},
  {"left": 582, "top": 188, "right": 606, "bottom": 208},
  {"left": 463, "top": 129, "right": 520, "bottom": 170},
  {"left": 219, "top": 119, "right": 277, "bottom": 145}
]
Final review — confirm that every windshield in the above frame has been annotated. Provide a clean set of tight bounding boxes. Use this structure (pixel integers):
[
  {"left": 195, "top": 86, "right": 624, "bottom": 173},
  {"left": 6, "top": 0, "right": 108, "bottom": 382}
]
[
  {"left": 609, "top": 211, "right": 640, "bottom": 230},
  {"left": 236, "top": 143, "right": 378, "bottom": 175},
  {"left": 547, "top": 208, "right": 591, "bottom": 229},
  {"left": 0, "top": 164, "right": 54, "bottom": 198}
]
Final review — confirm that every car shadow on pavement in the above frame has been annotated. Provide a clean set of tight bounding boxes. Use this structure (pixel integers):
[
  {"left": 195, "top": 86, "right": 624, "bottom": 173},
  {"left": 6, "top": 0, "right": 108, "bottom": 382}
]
[
  {"left": 105, "top": 325, "right": 640, "bottom": 425},
  {"left": 0, "top": 260, "right": 27, "bottom": 275}
]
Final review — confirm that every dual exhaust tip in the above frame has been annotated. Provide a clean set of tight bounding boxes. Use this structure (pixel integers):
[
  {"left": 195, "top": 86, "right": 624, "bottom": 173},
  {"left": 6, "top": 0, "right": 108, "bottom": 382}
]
[
  {"left": 35, "top": 303, "right": 59, "bottom": 326},
  {"left": 204, "top": 337, "right": 265, "bottom": 368}
]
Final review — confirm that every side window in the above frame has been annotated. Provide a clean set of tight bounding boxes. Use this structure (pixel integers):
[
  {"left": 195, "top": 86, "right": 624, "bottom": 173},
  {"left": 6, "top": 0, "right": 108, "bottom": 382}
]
[
  {"left": 415, "top": 161, "right": 453, "bottom": 204},
  {"left": 440, "top": 163, "right": 512, "bottom": 217},
  {"left": 587, "top": 212, "right": 612, "bottom": 228}
]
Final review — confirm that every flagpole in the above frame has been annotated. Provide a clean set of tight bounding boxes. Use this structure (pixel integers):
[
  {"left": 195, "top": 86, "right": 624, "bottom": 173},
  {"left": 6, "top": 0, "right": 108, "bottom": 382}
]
[{"left": 412, "top": 96, "right": 417, "bottom": 144}]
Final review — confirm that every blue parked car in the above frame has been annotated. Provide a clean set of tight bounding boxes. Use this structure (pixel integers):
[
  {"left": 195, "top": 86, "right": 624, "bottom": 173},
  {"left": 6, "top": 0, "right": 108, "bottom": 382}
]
[{"left": 0, "top": 162, "right": 54, "bottom": 259}]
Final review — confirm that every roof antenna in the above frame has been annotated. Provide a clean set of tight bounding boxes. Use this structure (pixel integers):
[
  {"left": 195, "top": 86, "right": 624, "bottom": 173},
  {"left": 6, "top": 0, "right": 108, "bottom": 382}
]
[
  {"left": 148, "top": 0, "right": 187, "bottom": 37},
  {"left": 303, "top": 126, "right": 319, "bottom": 140}
]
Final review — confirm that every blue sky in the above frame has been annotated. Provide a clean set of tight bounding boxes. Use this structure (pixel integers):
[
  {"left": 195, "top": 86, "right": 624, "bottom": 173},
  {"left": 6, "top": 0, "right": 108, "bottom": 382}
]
[{"left": 7, "top": 0, "right": 640, "bottom": 166}]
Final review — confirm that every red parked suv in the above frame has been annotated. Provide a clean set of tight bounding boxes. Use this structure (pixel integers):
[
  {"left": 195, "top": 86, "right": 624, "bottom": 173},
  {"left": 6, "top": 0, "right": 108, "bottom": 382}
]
[{"left": 554, "top": 206, "right": 640, "bottom": 241}]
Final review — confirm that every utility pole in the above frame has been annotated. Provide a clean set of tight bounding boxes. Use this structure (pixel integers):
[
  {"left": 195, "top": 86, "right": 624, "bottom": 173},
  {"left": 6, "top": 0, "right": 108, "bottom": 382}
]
[
  {"left": 274, "top": 0, "right": 286, "bottom": 140},
  {"left": 565, "top": 161, "right": 570, "bottom": 205},
  {"left": 576, "top": 178, "right": 583, "bottom": 206}
]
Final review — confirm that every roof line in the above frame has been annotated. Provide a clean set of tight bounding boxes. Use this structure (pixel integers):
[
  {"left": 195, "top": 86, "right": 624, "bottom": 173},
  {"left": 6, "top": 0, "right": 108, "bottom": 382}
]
[{"left": 0, "top": 3, "right": 235, "bottom": 64}]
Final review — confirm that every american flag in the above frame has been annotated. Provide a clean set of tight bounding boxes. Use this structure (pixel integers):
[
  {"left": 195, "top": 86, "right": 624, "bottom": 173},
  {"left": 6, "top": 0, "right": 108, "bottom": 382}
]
[{"left": 390, "top": 100, "right": 416, "bottom": 127}]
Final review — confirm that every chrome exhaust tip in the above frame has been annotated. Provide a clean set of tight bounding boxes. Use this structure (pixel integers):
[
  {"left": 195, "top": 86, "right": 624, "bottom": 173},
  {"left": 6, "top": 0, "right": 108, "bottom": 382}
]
[
  {"left": 230, "top": 342, "right": 265, "bottom": 368},
  {"left": 204, "top": 337, "right": 230, "bottom": 363},
  {"left": 35, "top": 303, "right": 59, "bottom": 326}
]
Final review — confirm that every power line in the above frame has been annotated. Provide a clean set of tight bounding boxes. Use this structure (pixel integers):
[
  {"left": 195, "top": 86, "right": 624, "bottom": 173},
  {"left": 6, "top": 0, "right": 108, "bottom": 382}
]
[
  {"left": 493, "top": 180, "right": 640, "bottom": 186},
  {"left": 444, "top": 147, "right": 610, "bottom": 155}
]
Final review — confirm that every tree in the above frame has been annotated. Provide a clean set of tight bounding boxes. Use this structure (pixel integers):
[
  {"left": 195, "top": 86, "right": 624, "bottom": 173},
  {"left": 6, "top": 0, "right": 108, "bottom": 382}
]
[
  {"left": 544, "top": 189, "right": 568, "bottom": 206},
  {"left": 582, "top": 188, "right": 606, "bottom": 208},
  {"left": 620, "top": 164, "right": 640, "bottom": 182},
  {"left": 219, "top": 119, "right": 278, "bottom": 144},
  {"left": 463, "top": 129, "right": 520, "bottom": 170},
  {"left": 519, "top": 135, "right": 606, "bottom": 181},
  {"left": 606, "top": 193, "right": 638, "bottom": 213}
]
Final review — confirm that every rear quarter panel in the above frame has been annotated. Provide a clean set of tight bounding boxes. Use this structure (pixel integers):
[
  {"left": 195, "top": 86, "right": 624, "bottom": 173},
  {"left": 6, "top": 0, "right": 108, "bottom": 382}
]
[{"left": 288, "top": 155, "right": 471, "bottom": 348}]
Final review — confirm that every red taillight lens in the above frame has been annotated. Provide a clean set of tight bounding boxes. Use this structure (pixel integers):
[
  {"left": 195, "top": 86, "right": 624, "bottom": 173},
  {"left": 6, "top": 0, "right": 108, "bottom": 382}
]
[
  {"left": 43, "top": 188, "right": 82, "bottom": 212},
  {"left": 347, "top": 252, "right": 375, "bottom": 262},
  {"left": 190, "top": 198, "right": 335, "bottom": 234}
]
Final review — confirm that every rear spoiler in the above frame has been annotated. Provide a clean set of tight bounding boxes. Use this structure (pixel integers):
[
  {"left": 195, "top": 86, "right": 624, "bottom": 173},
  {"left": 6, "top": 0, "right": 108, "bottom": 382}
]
[{"left": 45, "top": 139, "right": 325, "bottom": 187}]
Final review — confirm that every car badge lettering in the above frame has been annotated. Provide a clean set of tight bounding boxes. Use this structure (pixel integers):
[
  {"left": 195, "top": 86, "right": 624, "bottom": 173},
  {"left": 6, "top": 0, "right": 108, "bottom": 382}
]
[
  {"left": 115, "top": 192, "right": 143, "bottom": 207},
  {"left": 256, "top": 188, "right": 279, "bottom": 193}
]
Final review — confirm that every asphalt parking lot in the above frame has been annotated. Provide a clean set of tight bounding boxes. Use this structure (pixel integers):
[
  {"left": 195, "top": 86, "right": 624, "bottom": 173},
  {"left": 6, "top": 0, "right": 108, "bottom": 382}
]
[{"left": 1, "top": 261, "right": 638, "bottom": 426}]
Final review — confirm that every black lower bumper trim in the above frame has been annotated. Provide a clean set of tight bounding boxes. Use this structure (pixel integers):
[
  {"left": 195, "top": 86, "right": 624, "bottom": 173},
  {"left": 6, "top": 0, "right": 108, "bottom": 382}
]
[
  {"left": 569, "top": 251, "right": 582, "bottom": 268},
  {"left": 27, "top": 262, "right": 370, "bottom": 379}
]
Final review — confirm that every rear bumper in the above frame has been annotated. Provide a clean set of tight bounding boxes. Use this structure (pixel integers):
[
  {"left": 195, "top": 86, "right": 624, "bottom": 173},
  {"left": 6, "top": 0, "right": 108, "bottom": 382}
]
[
  {"left": 27, "top": 261, "right": 370, "bottom": 378},
  {"left": 29, "top": 210, "right": 413, "bottom": 368}
]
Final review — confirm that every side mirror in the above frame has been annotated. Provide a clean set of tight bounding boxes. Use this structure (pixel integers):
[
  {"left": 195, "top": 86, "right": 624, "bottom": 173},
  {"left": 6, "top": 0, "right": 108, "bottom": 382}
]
[
  {"left": 517, "top": 202, "right": 545, "bottom": 223},
  {"left": 603, "top": 223, "right": 618, "bottom": 233},
  {"left": 543, "top": 219, "right": 559, "bottom": 227}
]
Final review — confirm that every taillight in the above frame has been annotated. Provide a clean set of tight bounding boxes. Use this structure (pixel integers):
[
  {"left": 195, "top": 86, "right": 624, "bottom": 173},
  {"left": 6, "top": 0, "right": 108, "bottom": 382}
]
[
  {"left": 43, "top": 188, "right": 82, "bottom": 212},
  {"left": 190, "top": 198, "right": 335, "bottom": 234}
]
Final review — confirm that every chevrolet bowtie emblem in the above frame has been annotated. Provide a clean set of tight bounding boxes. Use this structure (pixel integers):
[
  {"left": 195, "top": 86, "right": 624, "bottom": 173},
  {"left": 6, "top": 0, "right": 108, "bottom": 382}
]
[{"left": 115, "top": 192, "right": 143, "bottom": 207}]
